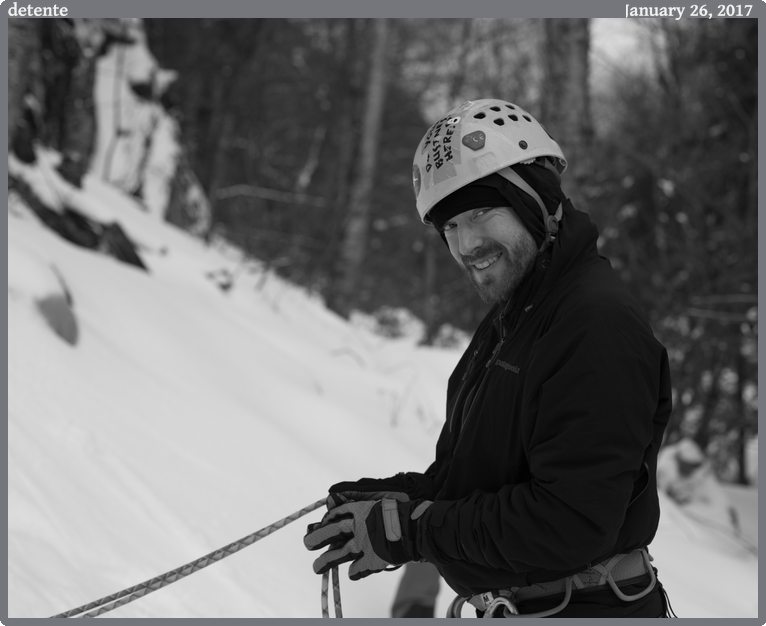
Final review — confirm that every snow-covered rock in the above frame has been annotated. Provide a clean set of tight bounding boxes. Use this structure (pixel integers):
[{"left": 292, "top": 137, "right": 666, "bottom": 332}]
[
  {"left": 657, "top": 438, "right": 743, "bottom": 538},
  {"left": 91, "top": 19, "right": 210, "bottom": 235}
]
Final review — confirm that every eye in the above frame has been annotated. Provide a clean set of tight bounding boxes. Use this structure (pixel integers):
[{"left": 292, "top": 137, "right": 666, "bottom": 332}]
[
  {"left": 474, "top": 208, "right": 493, "bottom": 219},
  {"left": 442, "top": 222, "right": 456, "bottom": 233}
]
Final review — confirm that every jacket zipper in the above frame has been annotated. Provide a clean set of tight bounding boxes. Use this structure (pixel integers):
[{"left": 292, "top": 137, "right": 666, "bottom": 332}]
[
  {"left": 462, "top": 348, "right": 480, "bottom": 382},
  {"left": 460, "top": 300, "right": 529, "bottom": 433},
  {"left": 486, "top": 304, "right": 509, "bottom": 369},
  {"left": 448, "top": 296, "right": 529, "bottom": 434},
  {"left": 449, "top": 347, "right": 481, "bottom": 432},
  {"left": 448, "top": 303, "right": 508, "bottom": 433}
]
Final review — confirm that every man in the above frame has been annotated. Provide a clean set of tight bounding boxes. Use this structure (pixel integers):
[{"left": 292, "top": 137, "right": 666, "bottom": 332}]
[{"left": 304, "top": 99, "right": 674, "bottom": 618}]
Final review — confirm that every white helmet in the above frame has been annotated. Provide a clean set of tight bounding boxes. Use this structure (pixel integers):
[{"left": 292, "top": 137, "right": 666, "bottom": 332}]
[{"left": 412, "top": 99, "right": 567, "bottom": 224}]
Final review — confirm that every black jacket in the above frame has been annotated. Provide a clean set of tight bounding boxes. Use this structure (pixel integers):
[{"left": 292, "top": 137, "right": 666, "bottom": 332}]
[{"left": 410, "top": 201, "right": 672, "bottom": 597}]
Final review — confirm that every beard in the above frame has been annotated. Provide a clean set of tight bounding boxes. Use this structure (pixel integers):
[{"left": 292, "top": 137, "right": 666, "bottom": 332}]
[{"left": 460, "top": 230, "right": 538, "bottom": 304}]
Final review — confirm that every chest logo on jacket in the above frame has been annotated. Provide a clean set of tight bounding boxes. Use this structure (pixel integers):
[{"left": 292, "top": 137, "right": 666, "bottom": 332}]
[{"left": 495, "top": 360, "right": 520, "bottom": 374}]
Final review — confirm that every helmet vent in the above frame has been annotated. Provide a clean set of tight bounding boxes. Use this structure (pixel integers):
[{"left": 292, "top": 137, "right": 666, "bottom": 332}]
[
  {"left": 473, "top": 112, "right": 486, "bottom": 119},
  {"left": 523, "top": 115, "right": 532, "bottom": 122},
  {"left": 493, "top": 118, "right": 505, "bottom": 126},
  {"left": 505, "top": 104, "right": 516, "bottom": 110},
  {"left": 489, "top": 106, "right": 501, "bottom": 112},
  {"left": 509, "top": 114, "right": 518, "bottom": 121}
]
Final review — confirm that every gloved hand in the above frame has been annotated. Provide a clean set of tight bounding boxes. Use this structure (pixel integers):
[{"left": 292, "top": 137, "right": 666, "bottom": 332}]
[
  {"left": 304, "top": 498, "right": 432, "bottom": 580},
  {"left": 327, "top": 472, "right": 434, "bottom": 510}
]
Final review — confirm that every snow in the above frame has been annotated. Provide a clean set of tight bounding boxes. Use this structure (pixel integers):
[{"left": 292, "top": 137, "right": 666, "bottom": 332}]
[
  {"left": 8, "top": 151, "right": 452, "bottom": 618},
  {"left": 7, "top": 154, "right": 759, "bottom": 619}
]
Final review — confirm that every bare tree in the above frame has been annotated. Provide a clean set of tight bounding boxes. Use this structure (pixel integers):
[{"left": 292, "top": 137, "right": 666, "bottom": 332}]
[
  {"left": 49, "top": 20, "right": 105, "bottom": 187},
  {"left": 8, "top": 19, "right": 41, "bottom": 159},
  {"left": 329, "top": 18, "right": 390, "bottom": 316},
  {"left": 421, "top": 19, "right": 474, "bottom": 344},
  {"left": 539, "top": 19, "right": 593, "bottom": 207}
]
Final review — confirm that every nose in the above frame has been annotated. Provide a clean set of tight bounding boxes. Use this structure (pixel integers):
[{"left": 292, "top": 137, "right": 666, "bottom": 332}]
[{"left": 457, "top": 223, "right": 484, "bottom": 257}]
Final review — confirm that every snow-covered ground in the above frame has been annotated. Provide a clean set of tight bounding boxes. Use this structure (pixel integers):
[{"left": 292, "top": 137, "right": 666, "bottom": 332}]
[{"left": 7, "top": 149, "right": 759, "bottom": 619}]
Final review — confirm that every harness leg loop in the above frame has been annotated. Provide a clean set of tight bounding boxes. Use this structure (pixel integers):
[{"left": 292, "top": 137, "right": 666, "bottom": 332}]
[
  {"left": 593, "top": 548, "right": 657, "bottom": 602},
  {"left": 446, "top": 595, "right": 467, "bottom": 618}
]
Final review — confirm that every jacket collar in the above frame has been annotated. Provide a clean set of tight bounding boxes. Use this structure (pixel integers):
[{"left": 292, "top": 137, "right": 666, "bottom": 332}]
[{"left": 495, "top": 199, "right": 601, "bottom": 332}]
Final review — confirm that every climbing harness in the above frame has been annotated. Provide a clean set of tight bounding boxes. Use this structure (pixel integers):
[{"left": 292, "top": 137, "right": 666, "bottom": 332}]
[
  {"left": 446, "top": 548, "right": 659, "bottom": 618},
  {"left": 48, "top": 498, "right": 338, "bottom": 618}
]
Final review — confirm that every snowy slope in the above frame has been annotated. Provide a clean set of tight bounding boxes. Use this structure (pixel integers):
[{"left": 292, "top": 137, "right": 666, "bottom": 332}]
[{"left": 7, "top": 154, "right": 759, "bottom": 619}]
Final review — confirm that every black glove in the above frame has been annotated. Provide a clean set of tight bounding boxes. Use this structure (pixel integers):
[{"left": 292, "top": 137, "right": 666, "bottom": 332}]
[
  {"left": 327, "top": 472, "right": 434, "bottom": 510},
  {"left": 304, "top": 498, "right": 432, "bottom": 580}
]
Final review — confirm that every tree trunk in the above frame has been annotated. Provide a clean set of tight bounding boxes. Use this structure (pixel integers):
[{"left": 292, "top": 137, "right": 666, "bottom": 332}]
[
  {"left": 203, "top": 106, "right": 235, "bottom": 239},
  {"left": 51, "top": 20, "right": 102, "bottom": 188},
  {"left": 294, "top": 85, "right": 330, "bottom": 194},
  {"left": 693, "top": 365, "right": 722, "bottom": 453},
  {"left": 8, "top": 19, "right": 41, "bottom": 158},
  {"left": 735, "top": 347, "right": 749, "bottom": 485},
  {"left": 421, "top": 19, "right": 474, "bottom": 344},
  {"left": 421, "top": 228, "right": 441, "bottom": 344},
  {"left": 312, "top": 19, "right": 363, "bottom": 294},
  {"left": 329, "top": 18, "right": 390, "bottom": 317},
  {"left": 539, "top": 19, "right": 593, "bottom": 208},
  {"left": 31, "top": 19, "right": 102, "bottom": 188},
  {"left": 745, "top": 107, "right": 757, "bottom": 218}
]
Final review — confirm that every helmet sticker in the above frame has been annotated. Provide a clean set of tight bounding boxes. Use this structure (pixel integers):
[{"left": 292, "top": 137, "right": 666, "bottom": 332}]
[
  {"left": 412, "top": 163, "right": 421, "bottom": 197},
  {"left": 419, "top": 113, "right": 464, "bottom": 190},
  {"left": 461, "top": 130, "right": 486, "bottom": 151}
]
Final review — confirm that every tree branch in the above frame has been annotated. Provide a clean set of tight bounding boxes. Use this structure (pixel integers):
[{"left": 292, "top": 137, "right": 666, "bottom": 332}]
[
  {"left": 684, "top": 308, "right": 751, "bottom": 323},
  {"left": 214, "top": 184, "right": 327, "bottom": 207},
  {"left": 689, "top": 294, "right": 758, "bottom": 305}
]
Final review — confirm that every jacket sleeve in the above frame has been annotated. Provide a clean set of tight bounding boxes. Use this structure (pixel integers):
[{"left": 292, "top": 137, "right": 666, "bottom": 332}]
[
  {"left": 415, "top": 297, "right": 669, "bottom": 574},
  {"left": 400, "top": 471, "right": 436, "bottom": 501}
]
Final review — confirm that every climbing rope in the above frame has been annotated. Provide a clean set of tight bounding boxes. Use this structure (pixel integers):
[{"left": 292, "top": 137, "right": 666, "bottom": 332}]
[
  {"left": 332, "top": 566, "right": 343, "bottom": 617},
  {"left": 321, "top": 566, "right": 343, "bottom": 618},
  {"left": 50, "top": 498, "right": 328, "bottom": 618}
]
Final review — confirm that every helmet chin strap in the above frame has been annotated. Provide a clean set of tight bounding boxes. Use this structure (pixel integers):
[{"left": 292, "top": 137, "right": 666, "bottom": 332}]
[{"left": 497, "top": 166, "right": 563, "bottom": 252}]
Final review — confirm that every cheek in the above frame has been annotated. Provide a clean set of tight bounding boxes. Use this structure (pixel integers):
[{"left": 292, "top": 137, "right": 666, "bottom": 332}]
[
  {"left": 446, "top": 237, "right": 462, "bottom": 263},
  {"left": 497, "top": 227, "right": 525, "bottom": 252}
]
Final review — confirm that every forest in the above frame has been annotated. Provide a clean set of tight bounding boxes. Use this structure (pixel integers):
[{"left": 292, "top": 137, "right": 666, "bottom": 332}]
[{"left": 7, "top": 17, "right": 758, "bottom": 483}]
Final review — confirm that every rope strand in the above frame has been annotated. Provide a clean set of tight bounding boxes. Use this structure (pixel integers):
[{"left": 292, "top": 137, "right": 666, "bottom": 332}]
[
  {"left": 50, "top": 498, "right": 327, "bottom": 618},
  {"left": 321, "top": 567, "right": 343, "bottom": 618},
  {"left": 332, "top": 566, "right": 343, "bottom": 617},
  {"left": 321, "top": 571, "right": 330, "bottom": 618}
]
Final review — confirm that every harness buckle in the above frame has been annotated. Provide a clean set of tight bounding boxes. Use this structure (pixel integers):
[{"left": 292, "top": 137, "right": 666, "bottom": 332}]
[
  {"left": 483, "top": 595, "right": 520, "bottom": 618},
  {"left": 478, "top": 592, "right": 495, "bottom": 610}
]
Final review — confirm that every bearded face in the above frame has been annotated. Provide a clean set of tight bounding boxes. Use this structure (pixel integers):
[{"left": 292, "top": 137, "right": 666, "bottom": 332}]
[{"left": 442, "top": 206, "right": 538, "bottom": 304}]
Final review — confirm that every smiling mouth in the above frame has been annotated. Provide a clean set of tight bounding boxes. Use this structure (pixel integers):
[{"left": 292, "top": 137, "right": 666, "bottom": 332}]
[{"left": 471, "top": 252, "right": 502, "bottom": 270}]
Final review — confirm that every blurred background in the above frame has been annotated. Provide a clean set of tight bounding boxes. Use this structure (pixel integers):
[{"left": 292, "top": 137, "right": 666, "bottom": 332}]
[{"left": 6, "top": 16, "right": 758, "bottom": 618}]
